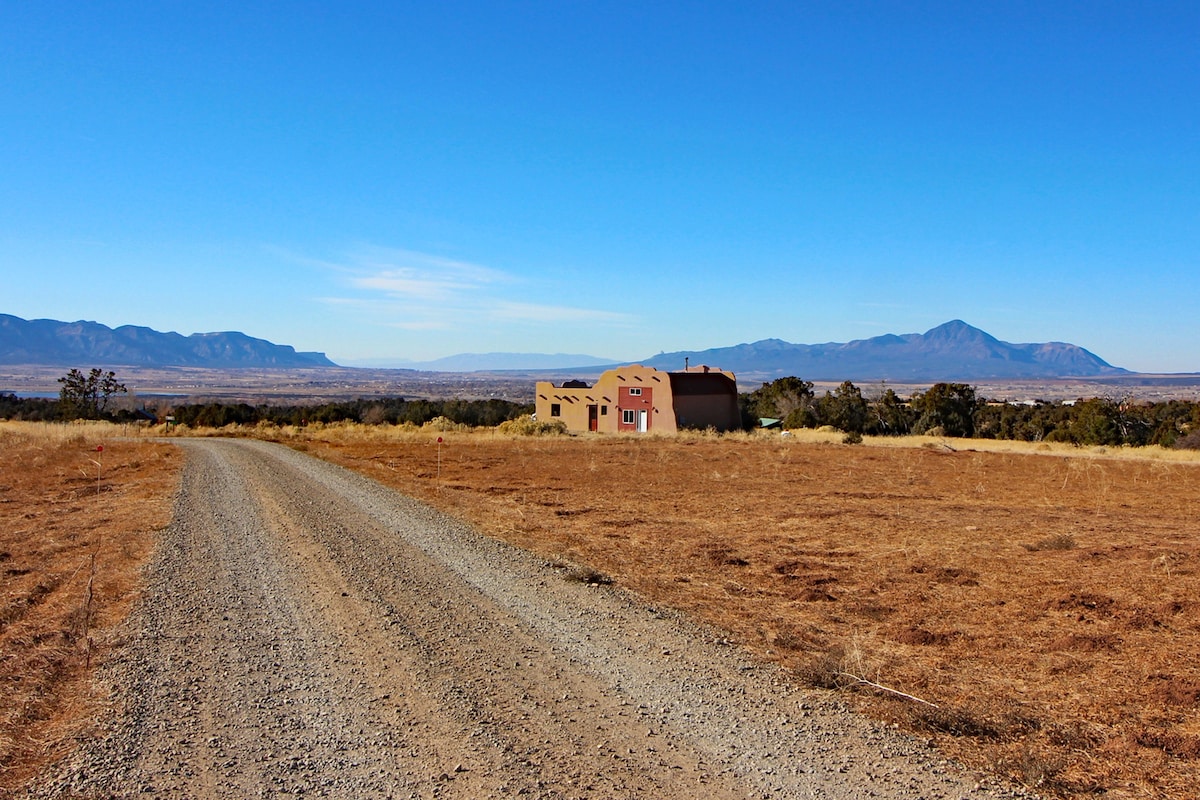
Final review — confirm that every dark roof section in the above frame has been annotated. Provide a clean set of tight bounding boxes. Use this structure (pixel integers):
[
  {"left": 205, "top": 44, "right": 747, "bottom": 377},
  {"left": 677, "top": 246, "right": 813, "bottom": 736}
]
[{"left": 668, "top": 371, "right": 737, "bottom": 396}]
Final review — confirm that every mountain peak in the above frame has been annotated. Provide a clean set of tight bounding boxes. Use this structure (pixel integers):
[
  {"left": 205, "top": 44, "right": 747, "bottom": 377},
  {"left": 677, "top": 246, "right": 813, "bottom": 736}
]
[
  {"left": 641, "top": 321, "right": 1126, "bottom": 381},
  {"left": 922, "top": 319, "right": 998, "bottom": 343},
  {"left": 930, "top": 319, "right": 972, "bottom": 331}
]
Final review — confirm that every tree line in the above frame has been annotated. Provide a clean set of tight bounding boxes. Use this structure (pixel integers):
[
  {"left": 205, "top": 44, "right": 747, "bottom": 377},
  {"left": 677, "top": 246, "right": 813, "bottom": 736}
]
[
  {"left": 3, "top": 368, "right": 1198, "bottom": 449},
  {"left": 0, "top": 393, "right": 532, "bottom": 427},
  {"left": 742, "top": 377, "right": 1200, "bottom": 448},
  {"left": 165, "top": 397, "right": 532, "bottom": 428},
  {"left": 0, "top": 368, "right": 536, "bottom": 426},
  {"left": 0, "top": 374, "right": 533, "bottom": 428}
]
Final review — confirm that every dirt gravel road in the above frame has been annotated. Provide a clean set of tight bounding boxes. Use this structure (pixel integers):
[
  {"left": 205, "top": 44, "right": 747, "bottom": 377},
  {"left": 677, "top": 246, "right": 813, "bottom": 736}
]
[{"left": 34, "top": 439, "right": 1031, "bottom": 799}]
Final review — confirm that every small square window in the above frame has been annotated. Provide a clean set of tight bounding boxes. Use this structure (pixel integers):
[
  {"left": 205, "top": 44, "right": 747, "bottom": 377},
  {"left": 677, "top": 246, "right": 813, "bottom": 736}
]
[
  {"left": 600, "top": 405, "right": 607, "bottom": 415},
  {"left": 550, "top": 403, "right": 561, "bottom": 417},
  {"left": 628, "top": 387, "right": 642, "bottom": 396}
]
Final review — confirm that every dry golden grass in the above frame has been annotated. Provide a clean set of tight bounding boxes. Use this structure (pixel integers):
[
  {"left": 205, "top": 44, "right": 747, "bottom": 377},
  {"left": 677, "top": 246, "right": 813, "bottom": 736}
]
[
  {"left": 0, "top": 422, "right": 180, "bottom": 794},
  {"left": 272, "top": 424, "right": 1200, "bottom": 799}
]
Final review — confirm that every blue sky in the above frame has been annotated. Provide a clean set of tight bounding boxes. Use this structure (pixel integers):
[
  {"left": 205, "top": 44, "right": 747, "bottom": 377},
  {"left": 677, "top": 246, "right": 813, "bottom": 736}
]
[{"left": 2, "top": 2, "right": 1197, "bottom": 372}]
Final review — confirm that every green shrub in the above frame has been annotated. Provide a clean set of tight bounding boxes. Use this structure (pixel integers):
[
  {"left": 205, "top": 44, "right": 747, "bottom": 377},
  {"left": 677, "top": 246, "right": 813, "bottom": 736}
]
[
  {"left": 497, "top": 414, "right": 567, "bottom": 436},
  {"left": 422, "top": 415, "right": 469, "bottom": 432}
]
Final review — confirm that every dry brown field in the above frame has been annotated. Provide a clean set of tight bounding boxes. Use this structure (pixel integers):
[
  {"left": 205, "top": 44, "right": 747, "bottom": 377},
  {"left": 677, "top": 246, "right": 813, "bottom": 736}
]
[
  {"left": 5, "top": 420, "right": 1200, "bottom": 799},
  {"left": 0, "top": 422, "right": 180, "bottom": 795},
  {"left": 284, "top": 425, "right": 1200, "bottom": 799}
]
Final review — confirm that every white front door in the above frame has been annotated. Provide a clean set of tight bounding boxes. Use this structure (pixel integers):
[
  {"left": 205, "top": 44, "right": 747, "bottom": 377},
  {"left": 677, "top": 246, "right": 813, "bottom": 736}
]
[{"left": 637, "top": 409, "right": 648, "bottom": 432}]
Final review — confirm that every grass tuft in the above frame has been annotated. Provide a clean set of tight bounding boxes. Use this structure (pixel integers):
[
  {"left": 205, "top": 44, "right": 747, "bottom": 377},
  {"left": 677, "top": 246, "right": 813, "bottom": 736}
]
[
  {"left": 1022, "top": 533, "right": 1077, "bottom": 552},
  {"left": 906, "top": 703, "right": 1005, "bottom": 740},
  {"left": 995, "top": 743, "right": 1067, "bottom": 790},
  {"left": 552, "top": 558, "right": 614, "bottom": 586}
]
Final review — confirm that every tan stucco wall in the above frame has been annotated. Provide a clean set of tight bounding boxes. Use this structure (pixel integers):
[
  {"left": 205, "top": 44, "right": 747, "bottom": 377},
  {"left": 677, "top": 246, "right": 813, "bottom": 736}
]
[
  {"left": 536, "top": 365, "right": 679, "bottom": 433},
  {"left": 534, "top": 380, "right": 612, "bottom": 432}
]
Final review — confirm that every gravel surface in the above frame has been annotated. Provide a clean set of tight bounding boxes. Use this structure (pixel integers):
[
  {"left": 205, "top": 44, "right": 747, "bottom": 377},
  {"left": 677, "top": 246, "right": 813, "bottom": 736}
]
[{"left": 32, "top": 439, "right": 1035, "bottom": 799}]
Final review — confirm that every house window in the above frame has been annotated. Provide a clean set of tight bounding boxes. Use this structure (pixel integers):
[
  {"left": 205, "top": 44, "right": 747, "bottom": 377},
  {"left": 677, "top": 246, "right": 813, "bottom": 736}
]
[
  {"left": 628, "top": 387, "right": 642, "bottom": 396},
  {"left": 600, "top": 405, "right": 607, "bottom": 415},
  {"left": 622, "top": 409, "right": 636, "bottom": 425},
  {"left": 550, "top": 403, "right": 561, "bottom": 417}
]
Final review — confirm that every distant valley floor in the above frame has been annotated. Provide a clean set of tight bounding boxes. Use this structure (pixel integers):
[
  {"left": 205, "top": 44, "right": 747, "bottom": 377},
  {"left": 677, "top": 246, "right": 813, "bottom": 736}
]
[{"left": 3, "top": 364, "right": 1199, "bottom": 405}]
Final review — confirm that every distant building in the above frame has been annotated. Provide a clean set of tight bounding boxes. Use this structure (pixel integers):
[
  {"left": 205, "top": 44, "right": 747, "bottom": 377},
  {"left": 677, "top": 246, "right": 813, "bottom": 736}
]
[{"left": 535, "top": 364, "right": 740, "bottom": 434}]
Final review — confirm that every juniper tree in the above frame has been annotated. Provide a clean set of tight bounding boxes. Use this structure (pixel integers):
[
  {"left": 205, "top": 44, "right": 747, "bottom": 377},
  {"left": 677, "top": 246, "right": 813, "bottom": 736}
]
[{"left": 58, "top": 368, "right": 127, "bottom": 420}]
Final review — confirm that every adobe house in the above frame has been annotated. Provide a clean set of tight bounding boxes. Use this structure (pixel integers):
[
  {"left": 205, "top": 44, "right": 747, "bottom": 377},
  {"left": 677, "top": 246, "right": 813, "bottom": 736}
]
[{"left": 535, "top": 364, "right": 740, "bottom": 434}]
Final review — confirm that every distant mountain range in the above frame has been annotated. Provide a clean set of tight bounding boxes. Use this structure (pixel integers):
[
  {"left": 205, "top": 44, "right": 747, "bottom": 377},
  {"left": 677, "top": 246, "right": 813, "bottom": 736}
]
[
  {"left": 640, "top": 320, "right": 1128, "bottom": 380},
  {"left": 333, "top": 321, "right": 1131, "bottom": 379},
  {"left": 0, "top": 315, "right": 334, "bottom": 368},
  {"left": 1, "top": 315, "right": 1129, "bottom": 380}
]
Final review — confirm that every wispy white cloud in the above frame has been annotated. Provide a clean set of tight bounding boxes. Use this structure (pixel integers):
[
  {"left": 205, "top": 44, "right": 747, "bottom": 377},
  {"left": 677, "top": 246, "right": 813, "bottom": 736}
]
[
  {"left": 491, "top": 300, "right": 633, "bottom": 324},
  {"left": 385, "top": 319, "right": 453, "bottom": 331},
  {"left": 316, "top": 297, "right": 454, "bottom": 330},
  {"left": 272, "top": 245, "right": 505, "bottom": 288},
  {"left": 351, "top": 271, "right": 472, "bottom": 302},
  {"left": 347, "top": 246, "right": 508, "bottom": 301},
  {"left": 305, "top": 245, "right": 635, "bottom": 335}
]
